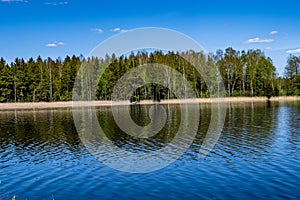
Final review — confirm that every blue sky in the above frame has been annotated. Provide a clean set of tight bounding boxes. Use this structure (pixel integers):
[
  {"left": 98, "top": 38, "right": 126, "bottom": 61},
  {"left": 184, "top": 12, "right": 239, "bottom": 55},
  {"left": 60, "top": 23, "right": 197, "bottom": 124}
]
[{"left": 1, "top": 0, "right": 300, "bottom": 76}]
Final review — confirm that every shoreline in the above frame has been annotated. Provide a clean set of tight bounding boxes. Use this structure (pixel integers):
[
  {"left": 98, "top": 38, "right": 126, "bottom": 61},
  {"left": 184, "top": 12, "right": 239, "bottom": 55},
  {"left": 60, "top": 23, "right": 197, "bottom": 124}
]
[{"left": 0, "top": 96, "right": 299, "bottom": 110}]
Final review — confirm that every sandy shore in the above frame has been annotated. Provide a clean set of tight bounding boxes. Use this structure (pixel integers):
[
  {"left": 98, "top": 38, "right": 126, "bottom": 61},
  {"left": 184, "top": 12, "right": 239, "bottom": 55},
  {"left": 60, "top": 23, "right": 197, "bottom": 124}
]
[{"left": 0, "top": 96, "right": 299, "bottom": 110}]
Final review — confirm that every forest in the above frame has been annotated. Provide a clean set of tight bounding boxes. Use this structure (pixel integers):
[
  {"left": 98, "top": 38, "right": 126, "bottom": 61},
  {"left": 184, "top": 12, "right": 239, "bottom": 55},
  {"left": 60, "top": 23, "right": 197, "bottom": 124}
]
[{"left": 0, "top": 47, "right": 299, "bottom": 102}]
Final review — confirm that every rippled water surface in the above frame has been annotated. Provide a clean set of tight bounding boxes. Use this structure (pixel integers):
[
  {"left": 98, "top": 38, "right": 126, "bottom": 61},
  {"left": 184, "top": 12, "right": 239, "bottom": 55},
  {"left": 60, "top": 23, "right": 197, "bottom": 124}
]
[{"left": 1, "top": 101, "right": 300, "bottom": 199}]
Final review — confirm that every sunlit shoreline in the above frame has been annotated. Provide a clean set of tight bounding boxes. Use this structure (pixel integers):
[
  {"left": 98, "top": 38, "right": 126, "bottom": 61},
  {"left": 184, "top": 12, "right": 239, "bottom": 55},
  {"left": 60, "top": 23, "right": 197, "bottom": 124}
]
[{"left": 0, "top": 96, "right": 299, "bottom": 110}]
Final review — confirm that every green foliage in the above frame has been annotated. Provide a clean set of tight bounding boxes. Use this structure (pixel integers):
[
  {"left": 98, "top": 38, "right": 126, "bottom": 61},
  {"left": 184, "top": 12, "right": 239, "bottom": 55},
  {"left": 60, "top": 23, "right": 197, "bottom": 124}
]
[
  {"left": 0, "top": 47, "right": 295, "bottom": 103},
  {"left": 284, "top": 55, "right": 300, "bottom": 96},
  {"left": 216, "top": 48, "right": 277, "bottom": 97},
  {"left": 232, "top": 90, "right": 240, "bottom": 97},
  {"left": 0, "top": 55, "right": 81, "bottom": 102}
]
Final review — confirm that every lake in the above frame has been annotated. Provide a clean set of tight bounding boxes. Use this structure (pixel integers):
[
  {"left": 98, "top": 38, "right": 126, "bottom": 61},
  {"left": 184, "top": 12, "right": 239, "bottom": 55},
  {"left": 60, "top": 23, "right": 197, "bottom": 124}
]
[{"left": 1, "top": 101, "right": 300, "bottom": 199}]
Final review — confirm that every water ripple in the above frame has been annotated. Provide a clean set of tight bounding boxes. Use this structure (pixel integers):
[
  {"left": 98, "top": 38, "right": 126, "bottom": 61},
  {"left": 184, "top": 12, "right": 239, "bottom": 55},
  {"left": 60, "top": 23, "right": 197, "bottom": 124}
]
[{"left": 1, "top": 102, "right": 300, "bottom": 199}]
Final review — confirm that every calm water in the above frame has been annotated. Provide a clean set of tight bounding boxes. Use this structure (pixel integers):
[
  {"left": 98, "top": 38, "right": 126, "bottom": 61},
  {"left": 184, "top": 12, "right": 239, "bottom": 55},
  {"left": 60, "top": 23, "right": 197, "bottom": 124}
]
[{"left": 1, "top": 102, "right": 300, "bottom": 199}]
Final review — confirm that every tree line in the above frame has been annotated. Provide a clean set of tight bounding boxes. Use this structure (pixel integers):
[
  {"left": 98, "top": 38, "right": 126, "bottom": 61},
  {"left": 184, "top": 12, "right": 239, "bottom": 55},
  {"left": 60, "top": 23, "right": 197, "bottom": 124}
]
[{"left": 0, "top": 48, "right": 299, "bottom": 102}]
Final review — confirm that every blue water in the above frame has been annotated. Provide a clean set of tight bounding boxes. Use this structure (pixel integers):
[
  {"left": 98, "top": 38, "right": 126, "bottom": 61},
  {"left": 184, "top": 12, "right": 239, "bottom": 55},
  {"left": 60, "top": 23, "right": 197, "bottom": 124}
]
[{"left": 1, "top": 102, "right": 300, "bottom": 199}]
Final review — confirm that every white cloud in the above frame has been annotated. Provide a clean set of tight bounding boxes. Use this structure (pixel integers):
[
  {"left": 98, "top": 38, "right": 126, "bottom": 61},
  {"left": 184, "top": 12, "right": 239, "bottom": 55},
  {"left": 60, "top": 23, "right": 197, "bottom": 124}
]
[
  {"left": 269, "top": 30, "right": 278, "bottom": 35},
  {"left": 44, "top": 1, "right": 68, "bottom": 5},
  {"left": 265, "top": 47, "right": 272, "bottom": 50},
  {"left": 91, "top": 28, "right": 104, "bottom": 33},
  {"left": 286, "top": 48, "right": 300, "bottom": 54},
  {"left": 244, "top": 37, "right": 274, "bottom": 44},
  {"left": 46, "top": 43, "right": 57, "bottom": 47},
  {"left": 1, "top": 0, "right": 28, "bottom": 2},
  {"left": 110, "top": 27, "right": 128, "bottom": 33},
  {"left": 110, "top": 27, "right": 120, "bottom": 32},
  {"left": 56, "top": 41, "right": 64, "bottom": 45},
  {"left": 46, "top": 41, "right": 64, "bottom": 47}
]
